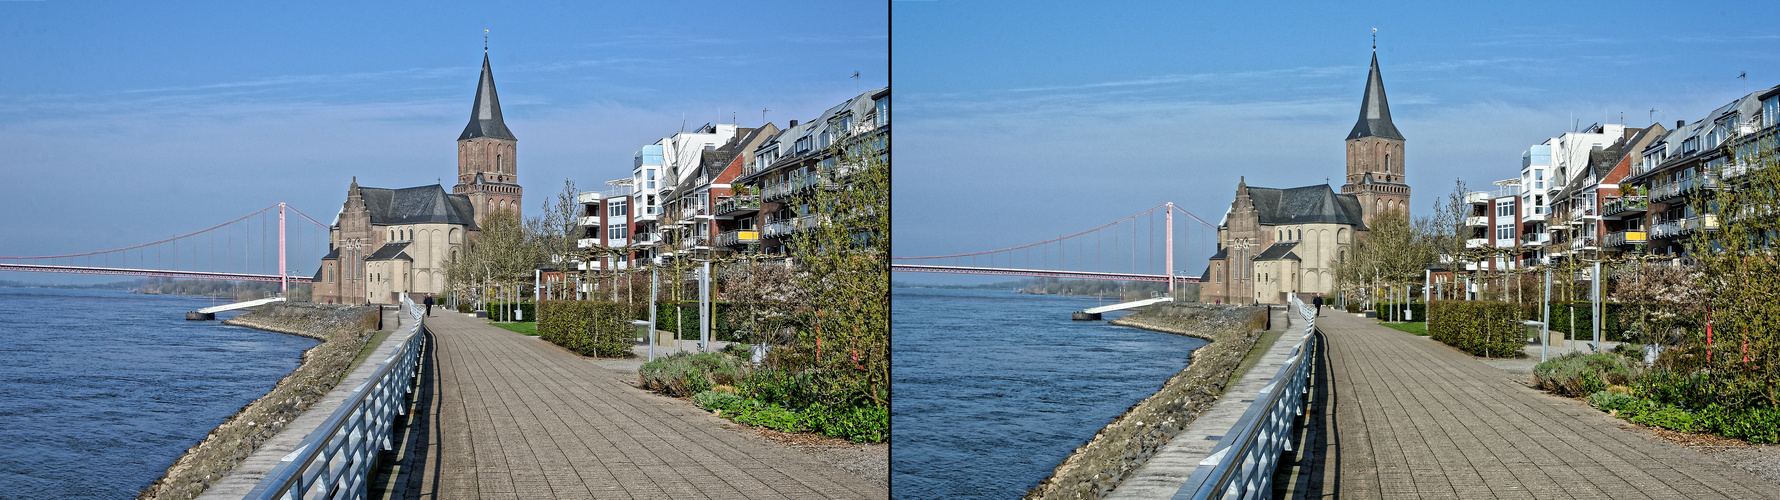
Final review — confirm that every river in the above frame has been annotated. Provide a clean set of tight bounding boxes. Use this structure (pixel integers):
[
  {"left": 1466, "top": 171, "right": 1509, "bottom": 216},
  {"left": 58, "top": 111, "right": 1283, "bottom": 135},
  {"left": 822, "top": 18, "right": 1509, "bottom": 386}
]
[
  {"left": 0, "top": 287, "right": 318, "bottom": 499},
  {"left": 891, "top": 287, "right": 1208, "bottom": 499}
]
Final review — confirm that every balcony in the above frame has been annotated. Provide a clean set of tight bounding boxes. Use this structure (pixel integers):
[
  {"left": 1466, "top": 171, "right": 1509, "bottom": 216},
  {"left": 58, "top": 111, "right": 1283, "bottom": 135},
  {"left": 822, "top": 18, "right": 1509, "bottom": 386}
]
[
  {"left": 1651, "top": 182, "right": 1683, "bottom": 202},
  {"left": 1601, "top": 196, "right": 1648, "bottom": 219},
  {"left": 1603, "top": 231, "right": 1646, "bottom": 248},
  {"left": 715, "top": 229, "right": 760, "bottom": 247},
  {"left": 714, "top": 195, "right": 761, "bottom": 216},
  {"left": 1465, "top": 215, "right": 1488, "bottom": 227},
  {"left": 761, "top": 174, "right": 836, "bottom": 202},
  {"left": 577, "top": 238, "right": 597, "bottom": 249},
  {"left": 1521, "top": 212, "right": 1546, "bottom": 223},
  {"left": 1465, "top": 238, "right": 1488, "bottom": 248},
  {"left": 764, "top": 215, "right": 821, "bottom": 238},
  {"left": 578, "top": 215, "right": 600, "bottom": 227},
  {"left": 1684, "top": 214, "right": 1720, "bottom": 234},
  {"left": 1569, "top": 235, "right": 1597, "bottom": 251},
  {"left": 1521, "top": 233, "right": 1549, "bottom": 247},
  {"left": 632, "top": 233, "right": 661, "bottom": 246},
  {"left": 1651, "top": 220, "right": 1684, "bottom": 239}
]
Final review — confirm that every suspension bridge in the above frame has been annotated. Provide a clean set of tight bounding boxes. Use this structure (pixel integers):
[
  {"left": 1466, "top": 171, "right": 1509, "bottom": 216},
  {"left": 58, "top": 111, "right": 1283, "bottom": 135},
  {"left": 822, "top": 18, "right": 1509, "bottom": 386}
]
[
  {"left": 0, "top": 203, "right": 332, "bottom": 293},
  {"left": 892, "top": 202, "right": 1219, "bottom": 291}
]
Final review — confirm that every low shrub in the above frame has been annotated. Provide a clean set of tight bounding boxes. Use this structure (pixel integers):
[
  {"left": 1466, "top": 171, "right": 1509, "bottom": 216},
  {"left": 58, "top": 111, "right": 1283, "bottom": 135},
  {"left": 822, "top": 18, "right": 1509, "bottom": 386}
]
[
  {"left": 1345, "top": 303, "right": 1362, "bottom": 314},
  {"left": 1534, "top": 352, "right": 1640, "bottom": 397},
  {"left": 693, "top": 389, "right": 744, "bottom": 411},
  {"left": 455, "top": 303, "right": 472, "bottom": 314},
  {"left": 1374, "top": 302, "right": 1426, "bottom": 322},
  {"left": 803, "top": 403, "right": 889, "bottom": 443},
  {"left": 638, "top": 352, "right": 748, "bottom": 397},
  {"left": 536, "top": 300, "right": 634, "bottom": 357},
  {"left": 485, "top": 301, "right": 535, "bottom": 322},
  {"left": 1427, "top": 300, "right": 1526, "bottom": 358}
]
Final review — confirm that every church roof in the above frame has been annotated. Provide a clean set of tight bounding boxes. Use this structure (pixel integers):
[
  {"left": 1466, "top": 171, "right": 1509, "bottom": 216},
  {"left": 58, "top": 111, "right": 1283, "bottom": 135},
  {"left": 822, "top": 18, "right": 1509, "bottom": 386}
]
[
  {"left": 357, "top": 184, "right": 480, "bottom": 229},
  {"left": 1244, "top": 184, "right": 1369, "bottom": 230},
  {"left": 365, "top": 242, "right": 413, "bottom": 261},
  {"left": 320, "top": 247, "right": 341, "bottom": 260},
  {"left": 1208, "top": 247, "right": 1229, "bottom": 260},
  {"left": 459, "top": 54, "right": 516, "bottom": 141},
  {"left": 1346, "top": 53, "right": 1403, "bottom": 141},
  {"left": 1254, "top": 242, "right": 1301, "bottom": 261}
]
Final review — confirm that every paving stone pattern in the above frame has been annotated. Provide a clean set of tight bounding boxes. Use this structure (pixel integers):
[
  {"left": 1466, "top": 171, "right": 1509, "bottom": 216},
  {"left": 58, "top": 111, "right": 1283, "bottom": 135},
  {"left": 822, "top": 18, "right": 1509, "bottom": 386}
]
[
  {"left": 1310, "top": 311, "right": 1777, "bottom": 499},
  {"left": 407, "top": 312, "right": 884, "bottom": 499}
]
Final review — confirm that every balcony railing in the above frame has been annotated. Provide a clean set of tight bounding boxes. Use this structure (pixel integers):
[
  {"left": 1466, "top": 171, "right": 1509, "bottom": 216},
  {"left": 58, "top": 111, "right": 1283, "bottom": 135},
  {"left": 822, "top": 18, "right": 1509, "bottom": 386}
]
[
  {"left": 1603, "top": 231, "right": 1646, "bottom": 247},
  {"left": 761, "top": 174, "right": 836, "bottom": 202},
  {"left": 1569, "top": 235, "right": 1597, "bottom": 250},
  {"left": 1465, "top": 238, "right": 1488, "bottom": 248},
  {"left": 632, "top": 233, "right": 661, "bottom": 246},
  {"left": 1601, "top": 196, "right": 1648, "bottom": 218},
  {"left": 1521, "top": 233, "right": 1549, "bottom": 247},
  {"left": 715, "top": 229, "right": 760, "bottom": 247},
  {"left": 577, "top": 238, "right": 597, "bottom": 249},
  {"left": 764, "top": 215, "right": 821, "bottom": 238},
  {"left": 1651, "top": 182, "right": 1682, "bottom": 201},
  {"left": 577, "top": 215, "right": 600, "bottom": 227},
  {"left": 1522, "top": 212, "right": 1546, "bottom": 223},
  {"left": 1684, "top": 215, "right": 1720, "bottom": 234},
  {"left": 714, "top": 195, "right": 761, "bottom": 216},
  {"left": 1464, "top": 216, "right": 1488, "bottom": 227}
]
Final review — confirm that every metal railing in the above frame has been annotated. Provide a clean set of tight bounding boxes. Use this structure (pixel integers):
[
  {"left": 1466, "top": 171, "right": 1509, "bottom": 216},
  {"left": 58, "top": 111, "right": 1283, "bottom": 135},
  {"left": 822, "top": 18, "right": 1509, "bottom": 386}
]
[
  {"left": 1178, "top": 294, "right": 1316, "bottom": 499},
  {"left": 714, "top": 195, "right": 760, "bottom": 215},
  {"left": 247, "top": 296, "right": 427, "bottom": 500},
  {"left": 1601, "top": 196, "right": 1647, "bottom": 217},
  {"left": 715, "top": 229, "right": 760, "bottom": 247}
]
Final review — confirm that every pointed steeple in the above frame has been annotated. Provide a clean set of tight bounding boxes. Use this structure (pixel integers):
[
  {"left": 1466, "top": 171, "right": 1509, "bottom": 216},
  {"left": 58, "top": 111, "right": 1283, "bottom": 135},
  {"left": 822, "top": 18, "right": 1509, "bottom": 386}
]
[
  {"left": 1346, "top": 53, "right": 1403, "bottom": 141},
  {"left": 459, "top": 54, "right": 516, "bottom": 141}
]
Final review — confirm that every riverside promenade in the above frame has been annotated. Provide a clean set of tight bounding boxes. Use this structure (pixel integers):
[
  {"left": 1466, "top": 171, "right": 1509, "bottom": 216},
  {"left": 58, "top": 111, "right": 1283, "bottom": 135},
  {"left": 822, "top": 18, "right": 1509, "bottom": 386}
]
[
  {"left": 1308, "top": 310, "right": 1776, "bottom": 499},
  {"left": 400, "top": 311, "right": 884, "bottom": 499}
]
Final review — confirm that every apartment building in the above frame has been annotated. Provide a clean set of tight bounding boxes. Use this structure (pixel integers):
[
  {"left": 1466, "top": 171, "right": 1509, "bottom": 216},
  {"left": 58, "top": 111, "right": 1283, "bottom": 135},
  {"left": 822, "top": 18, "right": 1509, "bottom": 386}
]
[
  {"left": 735, "top": 87, "right": 890, "bottom": 257},
  {"left": 1620, "top": 89, "right": 1779, "bottom": 260}
]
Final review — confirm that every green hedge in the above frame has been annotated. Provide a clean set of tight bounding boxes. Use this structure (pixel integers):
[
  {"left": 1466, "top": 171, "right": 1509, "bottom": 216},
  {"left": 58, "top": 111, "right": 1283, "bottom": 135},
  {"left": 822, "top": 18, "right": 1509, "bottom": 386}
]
[
  {"left": 536, "top": 300, "right": 635, "bottom": 357},
  {"left": 653, "top": 301, "right": 743, "bottom": 341},
  {"left": 1374, "top": 302, "right": 1426, "bottom": 322},
  {"left": 485, "top": 301, "right": 535, "bottom": 322},
  {"left": 1427, "top": 300, "right": 1526, "bottom": 358}
]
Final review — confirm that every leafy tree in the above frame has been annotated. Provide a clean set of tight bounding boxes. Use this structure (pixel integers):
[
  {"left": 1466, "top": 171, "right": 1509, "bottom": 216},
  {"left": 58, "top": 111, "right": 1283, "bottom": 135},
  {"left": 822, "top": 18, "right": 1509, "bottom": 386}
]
[{"left": 781, "top": 145, "right": 889, "bottom": 407}]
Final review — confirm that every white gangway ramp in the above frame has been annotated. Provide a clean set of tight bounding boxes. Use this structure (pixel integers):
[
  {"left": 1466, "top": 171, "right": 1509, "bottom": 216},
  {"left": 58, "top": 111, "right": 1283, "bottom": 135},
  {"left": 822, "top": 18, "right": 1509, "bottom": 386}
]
[
  {"left": 196, "top": 297, "right": 286, "bottom": 314},
  {"left": 1082, "top": 297, "right": 1172, "bottom": 315}
]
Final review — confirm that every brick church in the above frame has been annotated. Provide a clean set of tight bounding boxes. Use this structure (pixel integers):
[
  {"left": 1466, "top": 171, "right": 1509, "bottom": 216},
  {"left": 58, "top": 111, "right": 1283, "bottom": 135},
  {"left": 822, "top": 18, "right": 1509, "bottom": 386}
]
[
  {"left": 1203, "top": 52, "right": 1407, "bottom": 305},
  {"left": 313, "top": 53, "right": 521, "bottom": 305}
]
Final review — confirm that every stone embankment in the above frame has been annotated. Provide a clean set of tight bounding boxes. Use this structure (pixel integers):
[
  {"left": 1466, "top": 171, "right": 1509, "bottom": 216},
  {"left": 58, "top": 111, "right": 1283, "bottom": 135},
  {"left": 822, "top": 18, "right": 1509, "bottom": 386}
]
[
  {"left": 1026, "top": 303, "right": 1266, "bottom": 500},
  {"left": 137, "top": 303, "right": 377, "bottom": 500}
]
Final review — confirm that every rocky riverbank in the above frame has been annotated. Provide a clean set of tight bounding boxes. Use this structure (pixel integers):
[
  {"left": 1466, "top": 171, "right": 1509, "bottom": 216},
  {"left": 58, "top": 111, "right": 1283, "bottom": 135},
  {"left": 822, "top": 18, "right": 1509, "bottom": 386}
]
[
  {"left": 1025, "top": 303, "right": 1266, "bottom": 500},
  {"left": 137, "top": 303, "right": 377, "bottom": 500}
]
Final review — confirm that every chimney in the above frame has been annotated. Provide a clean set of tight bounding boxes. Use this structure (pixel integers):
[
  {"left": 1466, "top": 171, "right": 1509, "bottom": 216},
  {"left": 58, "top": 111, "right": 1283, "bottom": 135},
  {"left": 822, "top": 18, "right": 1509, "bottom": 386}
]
[
  {"left": 1678, "top": 120, "right": 1685, "bottom": 129},
  {"left": 789, "top": 119, "right": 799, "bottom": 128}
]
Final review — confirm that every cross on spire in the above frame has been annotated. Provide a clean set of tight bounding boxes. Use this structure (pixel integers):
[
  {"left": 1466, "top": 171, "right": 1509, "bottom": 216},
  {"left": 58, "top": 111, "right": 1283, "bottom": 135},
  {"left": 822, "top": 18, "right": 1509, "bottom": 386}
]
[
  {"left": 1372, "top": 28, "right": 1377, "bottom": 51},
  {"left": 484, "top": 29, "right": 489, "bottom": 52}
]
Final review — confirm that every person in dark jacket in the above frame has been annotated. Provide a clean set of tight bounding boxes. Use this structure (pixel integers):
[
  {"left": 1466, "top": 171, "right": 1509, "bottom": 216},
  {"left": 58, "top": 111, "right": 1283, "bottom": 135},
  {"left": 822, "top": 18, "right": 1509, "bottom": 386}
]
[
  {"left": 424, "top": 294, "right": 434, "bottom": 317},
  {"left": 1313, "top": 293, "right": 1324, "bottom": 316}
]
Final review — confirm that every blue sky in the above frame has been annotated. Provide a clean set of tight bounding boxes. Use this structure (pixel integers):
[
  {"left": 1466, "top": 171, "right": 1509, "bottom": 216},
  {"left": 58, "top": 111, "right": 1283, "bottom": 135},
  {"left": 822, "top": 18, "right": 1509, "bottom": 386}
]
[
  {"left": 0, "top": 1, "right": 885, "bottom": 283},
  {"left": 892, "top": 0, "right": 1780, "bottom": 284}
]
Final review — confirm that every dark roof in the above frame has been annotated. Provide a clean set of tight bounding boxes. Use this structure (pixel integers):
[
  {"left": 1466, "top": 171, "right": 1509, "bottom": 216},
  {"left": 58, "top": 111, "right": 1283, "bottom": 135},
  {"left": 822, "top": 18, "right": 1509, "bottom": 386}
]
[
  {"left": 1346, "top": 53, "right": 1403, "bottom": 141},
  {"left": 458, "top": 54, "right": 516, "bottom": 141},
  {"left": 366, "top": 242, "right": 413, "bottom": 261},
  {"left": 1254, "top": 242, "right": 1301, "bottom": 261},
  {"left": 320, "top": 247, "right": 341, "bottom": 260},
  {"left": 1244, "top": 184, "right": 1368, "bottom": 229},
  {"left": 357, "top": 184, "right": 480, "bottom": 229},
  {"left": 1208, "top": 247, "right": 1229, "bottom": 260}
]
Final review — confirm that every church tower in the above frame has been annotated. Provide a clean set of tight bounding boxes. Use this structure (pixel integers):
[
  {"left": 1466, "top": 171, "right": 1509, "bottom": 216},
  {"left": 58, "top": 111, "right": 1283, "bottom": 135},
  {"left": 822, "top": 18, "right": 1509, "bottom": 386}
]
[
  {"left": 454, "top": 53, "right": 521, "bottom": 225},
  {"left": 1340, "top": 52, "right": 1408, "bottom": 224}
]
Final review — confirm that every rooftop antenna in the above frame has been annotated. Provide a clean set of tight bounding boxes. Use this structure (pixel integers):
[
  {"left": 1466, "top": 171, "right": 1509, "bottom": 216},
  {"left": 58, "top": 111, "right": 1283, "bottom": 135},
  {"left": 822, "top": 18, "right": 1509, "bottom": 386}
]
[
  {"left": 762, "top": 108, "right": 773, "bottom": 127},
  {"left": 851, "top": 71, "right": 860, "bottom": 95},
  {"left": 1650, "top": 109, "right": 1658, "bottom": 125},
  {"left": 1739, "top": 71, "right": 1747, "bottom": 94}
]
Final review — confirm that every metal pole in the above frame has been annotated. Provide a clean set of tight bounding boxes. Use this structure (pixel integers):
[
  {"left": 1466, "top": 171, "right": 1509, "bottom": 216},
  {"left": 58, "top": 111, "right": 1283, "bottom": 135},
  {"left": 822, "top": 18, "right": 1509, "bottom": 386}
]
[
  {"left": 1543, "top": 267, "right": 1551, "bottom": 362},
  {"left": 534, "top": 268, "right": 540, "bottom": 304},
  {"left": 279, "top": 203, "right": 287, "bottom": 295},
  {"left": 1592, "top": 260, "right": 1602, "bottom": 345},
  {"left": 699, "top": 261, "right": 711, "bottom": 352},
  {"left": 649, "top": 267, "right": 658, "bottom": 362}
]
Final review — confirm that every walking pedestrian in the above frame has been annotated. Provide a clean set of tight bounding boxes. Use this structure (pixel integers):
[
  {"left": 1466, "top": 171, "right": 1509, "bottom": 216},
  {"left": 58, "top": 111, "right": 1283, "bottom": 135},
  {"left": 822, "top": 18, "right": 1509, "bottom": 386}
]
[
  {"left": 1313, "top": 293, "right": 1324, "bottom": 317},
  {"left": 424, "top": 294, "right": 434, "bottom": 317}
]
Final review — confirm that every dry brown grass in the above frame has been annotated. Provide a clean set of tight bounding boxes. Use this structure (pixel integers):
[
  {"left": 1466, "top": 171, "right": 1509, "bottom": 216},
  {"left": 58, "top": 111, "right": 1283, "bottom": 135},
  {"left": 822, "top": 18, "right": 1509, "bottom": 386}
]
[{"left": 136, "top": 303, "right": 378, "bottom": 500}]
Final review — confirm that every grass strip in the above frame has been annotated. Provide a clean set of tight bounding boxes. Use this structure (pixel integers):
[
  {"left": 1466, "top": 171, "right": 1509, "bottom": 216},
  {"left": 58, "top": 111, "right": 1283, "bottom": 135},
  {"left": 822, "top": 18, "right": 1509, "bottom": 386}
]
[
  {"left": 1379, "top": 321, "right": 1429, "bottom": 336},
  {"left": 489, "top": 321, "right": 538, "bottom": 336}
]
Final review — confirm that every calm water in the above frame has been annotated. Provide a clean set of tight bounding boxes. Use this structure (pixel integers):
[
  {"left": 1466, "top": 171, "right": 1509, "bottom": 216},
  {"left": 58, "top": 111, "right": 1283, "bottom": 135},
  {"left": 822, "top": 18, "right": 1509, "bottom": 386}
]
[
  {"left": 0, "top": 287, "right": 319, "bottom": 499},
  {"left": 891, "top": 288, "right": 1208, "bottom": 499}
]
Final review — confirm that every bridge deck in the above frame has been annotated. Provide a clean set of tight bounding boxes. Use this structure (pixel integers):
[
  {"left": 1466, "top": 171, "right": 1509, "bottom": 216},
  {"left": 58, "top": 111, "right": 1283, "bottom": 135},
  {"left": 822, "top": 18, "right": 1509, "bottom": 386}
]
[
  {"left": 402, "top": 311, "right": 884, "bottom": 499},
  {"left": 1309, "top": 310, "right": 1774, "bottom": 499}
]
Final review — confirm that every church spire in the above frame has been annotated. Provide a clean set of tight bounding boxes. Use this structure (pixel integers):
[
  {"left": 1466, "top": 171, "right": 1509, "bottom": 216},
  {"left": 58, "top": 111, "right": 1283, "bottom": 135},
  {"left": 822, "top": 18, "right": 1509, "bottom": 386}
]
[
  {"left": 459, "top": 53, "right": 516, "bottom": 141},
  {"left": 1346, "top": 53, "right": 1402, "bottom": 141}
]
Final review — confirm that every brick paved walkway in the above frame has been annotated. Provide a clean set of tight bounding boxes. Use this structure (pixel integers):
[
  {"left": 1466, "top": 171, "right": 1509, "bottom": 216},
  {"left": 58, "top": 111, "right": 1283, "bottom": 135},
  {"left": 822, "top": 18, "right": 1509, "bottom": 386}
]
[
  {"left": 403, "top": 312, "right": 884, "bottom": 499},
  {"left": 1309, "top": 311, "right": 1777, "bottom": 499}
]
